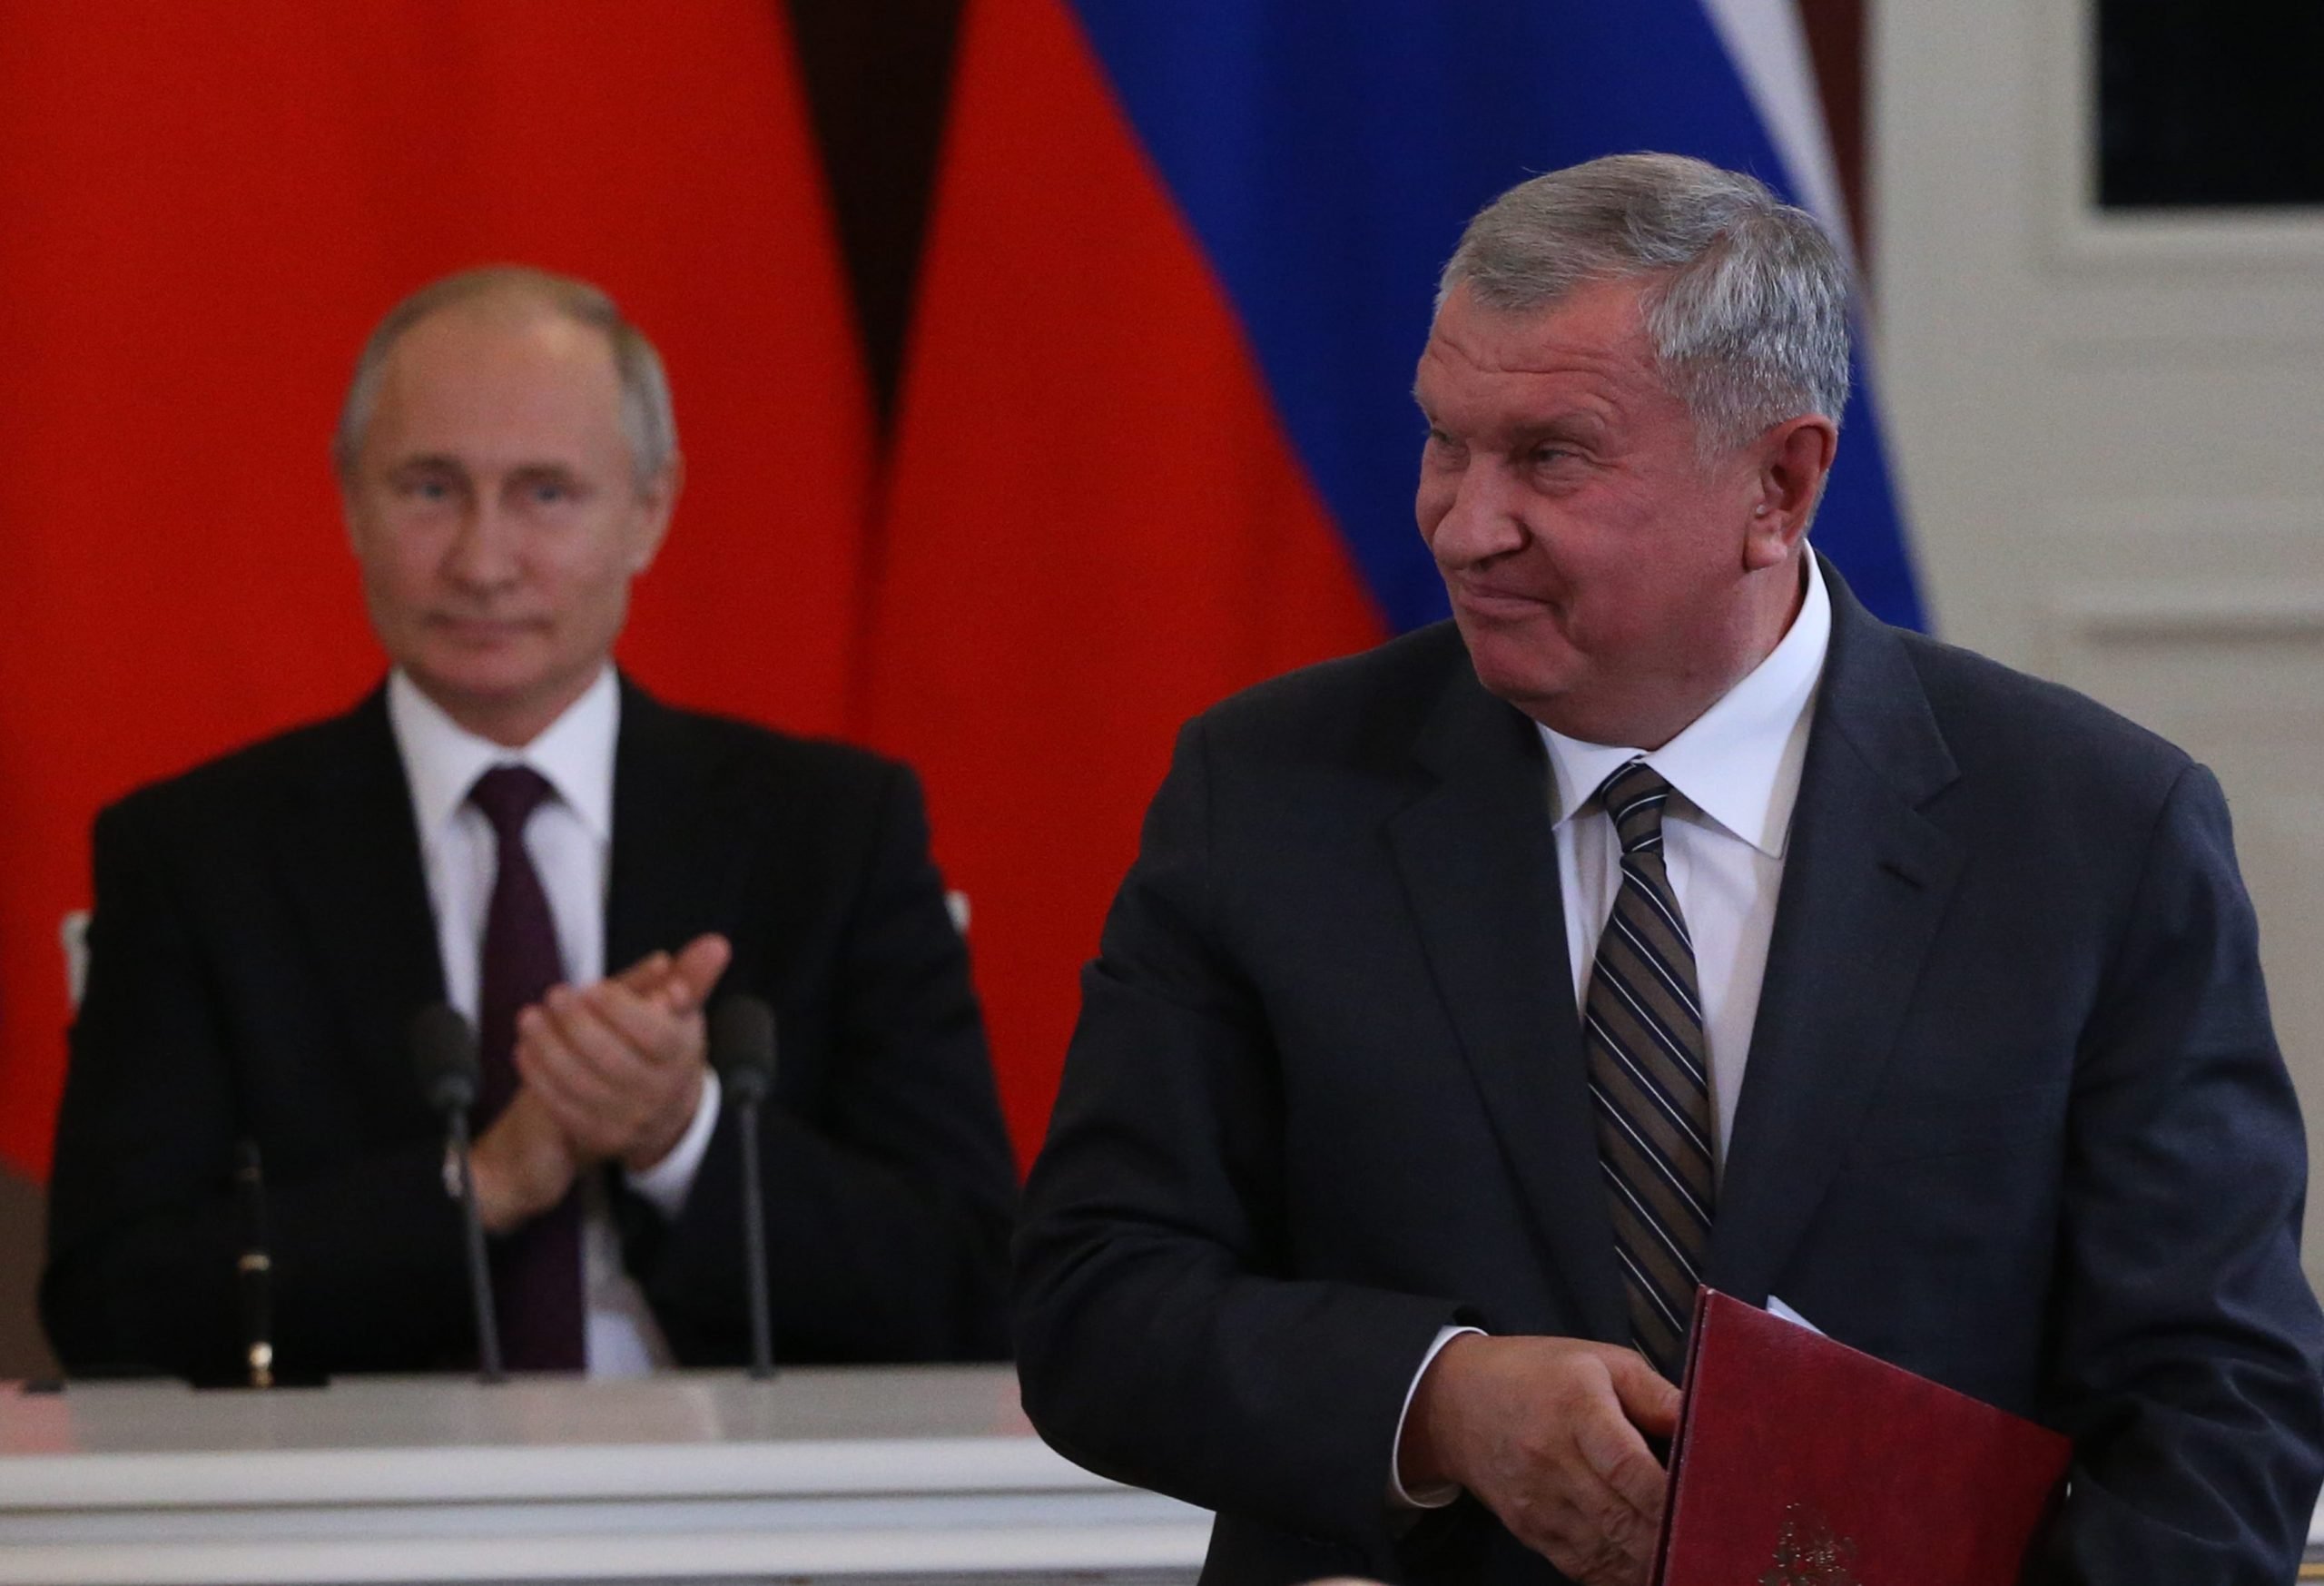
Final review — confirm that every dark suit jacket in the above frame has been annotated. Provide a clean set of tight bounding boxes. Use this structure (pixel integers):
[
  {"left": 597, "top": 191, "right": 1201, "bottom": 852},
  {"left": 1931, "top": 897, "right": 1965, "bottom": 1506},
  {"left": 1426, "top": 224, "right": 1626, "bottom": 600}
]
[
  {"left": 1016, "top": 566, "right": 2324, "bottom": 1584},
  {"left": 43, "top": 678, "right": 1018, "bottom": 1378}
]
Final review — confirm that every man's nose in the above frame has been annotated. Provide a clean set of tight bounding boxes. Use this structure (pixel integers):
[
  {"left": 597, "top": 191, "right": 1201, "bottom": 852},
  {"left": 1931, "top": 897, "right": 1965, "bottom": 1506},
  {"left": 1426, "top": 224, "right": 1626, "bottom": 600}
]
[
  {"left": 1423, "top": 459, "right": 1528, "bottom": 568},
  {"left": 441, "top": 502, "right": 522, "bottom": 588}
]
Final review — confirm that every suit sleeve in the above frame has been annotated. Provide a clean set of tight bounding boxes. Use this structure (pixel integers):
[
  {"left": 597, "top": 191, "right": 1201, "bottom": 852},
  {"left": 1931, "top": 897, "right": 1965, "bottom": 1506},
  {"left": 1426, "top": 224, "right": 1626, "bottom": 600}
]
[
  {"left": 1015, "top": 718, "right": 1466, "bottom": 1552},
  {"left": 638, "top": 763, "right": 1018, "bottom": 1363},
  {"left": 2039, "top": 763, "right": 2324, "bottom": 1582},
  {"left": 41, "top": 802, "right": 472, "bottom": 1379}
]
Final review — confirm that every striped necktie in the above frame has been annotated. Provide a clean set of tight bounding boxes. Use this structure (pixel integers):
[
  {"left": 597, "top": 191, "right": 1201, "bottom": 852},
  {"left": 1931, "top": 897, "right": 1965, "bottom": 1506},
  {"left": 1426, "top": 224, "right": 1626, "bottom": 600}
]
[{"left": 1583, "top": 760, "right": 1715, "bottom": 1377}]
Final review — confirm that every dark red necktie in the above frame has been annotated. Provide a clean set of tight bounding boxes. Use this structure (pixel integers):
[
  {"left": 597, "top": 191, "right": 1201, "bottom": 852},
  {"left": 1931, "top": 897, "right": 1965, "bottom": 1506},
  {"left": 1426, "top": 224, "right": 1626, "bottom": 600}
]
[{"left": 468, "top": 765, "right": 586, "bottom": 1372}]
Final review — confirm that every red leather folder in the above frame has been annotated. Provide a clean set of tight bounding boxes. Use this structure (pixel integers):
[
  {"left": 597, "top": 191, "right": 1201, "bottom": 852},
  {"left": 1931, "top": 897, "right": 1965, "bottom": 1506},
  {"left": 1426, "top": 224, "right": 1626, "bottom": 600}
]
[{"left": 1653, "top": 1288, "right": 2072, "bottom": 1584}]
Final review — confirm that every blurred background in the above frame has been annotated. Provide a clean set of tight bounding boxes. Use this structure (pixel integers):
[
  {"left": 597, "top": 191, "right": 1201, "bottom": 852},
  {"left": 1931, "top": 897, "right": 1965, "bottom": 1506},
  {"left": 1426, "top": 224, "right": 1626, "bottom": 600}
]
[{"left": 1, "top": 0, "right": 2319, "bottom": 1376}]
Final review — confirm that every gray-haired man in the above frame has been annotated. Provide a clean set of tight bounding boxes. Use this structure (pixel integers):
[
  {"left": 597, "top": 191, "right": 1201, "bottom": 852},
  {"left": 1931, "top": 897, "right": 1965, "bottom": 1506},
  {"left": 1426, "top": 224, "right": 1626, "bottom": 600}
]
[{"left": 1016, "top": 155, "right": 2323, "bottom": 1584}]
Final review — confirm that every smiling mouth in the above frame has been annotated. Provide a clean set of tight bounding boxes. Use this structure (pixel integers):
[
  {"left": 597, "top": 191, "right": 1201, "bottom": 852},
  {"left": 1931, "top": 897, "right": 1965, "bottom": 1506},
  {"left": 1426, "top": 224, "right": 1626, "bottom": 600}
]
[
  {"left": 427, "top": 615, "right": 544, "bottom": 643},
  {"left": 1449, "top": 584, "right": 1550, "bottom": 619}
]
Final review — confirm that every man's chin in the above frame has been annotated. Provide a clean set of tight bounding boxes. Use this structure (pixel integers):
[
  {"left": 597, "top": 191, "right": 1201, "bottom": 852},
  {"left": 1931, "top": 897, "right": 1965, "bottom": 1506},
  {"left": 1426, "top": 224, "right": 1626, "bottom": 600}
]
[
  {"left": 409, "top": 656, "right": 546, "bottom": 705},
  {"left": 400, "top": 661, "right": 573, "bottom": 740},
  {"left": 1456, "top": 626, "right": 1577, "bottom": 715}
]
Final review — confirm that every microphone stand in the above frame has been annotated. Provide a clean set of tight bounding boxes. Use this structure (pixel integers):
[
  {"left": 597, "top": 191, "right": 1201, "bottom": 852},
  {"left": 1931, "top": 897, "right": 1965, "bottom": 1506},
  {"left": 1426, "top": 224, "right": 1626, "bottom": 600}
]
[
  {"left": 445, "top": 1107, "right": 506, "bottom": 1384},
  {"left": 411, "top": 1002, "right": 504, "bottom": 1384},
  {"left": 710, "top": 995, "right": 779, "bottom": 1380},
  {"left": 735, "top": 1090, "right": 773, "bottom": 1380}
]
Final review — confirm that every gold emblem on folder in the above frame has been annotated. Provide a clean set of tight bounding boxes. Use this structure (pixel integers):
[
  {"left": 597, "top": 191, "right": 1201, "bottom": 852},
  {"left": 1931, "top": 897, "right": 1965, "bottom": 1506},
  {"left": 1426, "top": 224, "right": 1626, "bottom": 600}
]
[{"left": 1758, "top": 1502, "right": 1861, "bottom": 1586}]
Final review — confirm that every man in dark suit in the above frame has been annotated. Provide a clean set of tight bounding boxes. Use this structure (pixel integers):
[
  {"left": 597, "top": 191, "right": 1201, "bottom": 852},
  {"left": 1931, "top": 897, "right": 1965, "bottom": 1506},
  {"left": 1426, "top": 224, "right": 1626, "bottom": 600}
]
[
  {"left": 44, "top": 266, "right": 1016, "bottom": 1378},
  {"left": 1014, "top": 155, "right": 2324, "bottom": 1583}
]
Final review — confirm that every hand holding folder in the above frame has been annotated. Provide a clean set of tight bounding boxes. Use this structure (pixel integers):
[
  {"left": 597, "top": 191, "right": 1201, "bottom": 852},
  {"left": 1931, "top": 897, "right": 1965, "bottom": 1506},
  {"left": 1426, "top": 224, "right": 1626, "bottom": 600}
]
[
  {"left": 1653, "top": 1289, "right": 2072, "bottom": 1584},
  {"left": 1401, "top": 1334, "right": 1681, "bottom": 1581}
]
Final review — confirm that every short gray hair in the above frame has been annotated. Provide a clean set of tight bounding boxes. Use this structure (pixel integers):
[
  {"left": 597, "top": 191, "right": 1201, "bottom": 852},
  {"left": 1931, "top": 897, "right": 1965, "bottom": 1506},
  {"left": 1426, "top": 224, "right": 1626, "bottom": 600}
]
[
  {"left": 332, "top": 265, "right": 678, "bottom": 490},
  {"left": 1439, "top": 153, "right": 1852, "bottom": 453}
]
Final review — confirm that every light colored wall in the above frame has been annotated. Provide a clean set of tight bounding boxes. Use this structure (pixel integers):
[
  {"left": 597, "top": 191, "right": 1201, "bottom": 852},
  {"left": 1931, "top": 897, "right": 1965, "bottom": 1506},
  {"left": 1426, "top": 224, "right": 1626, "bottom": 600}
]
[{"left": 1874, "top": 1, "right": 2324, "bottom": 1281}]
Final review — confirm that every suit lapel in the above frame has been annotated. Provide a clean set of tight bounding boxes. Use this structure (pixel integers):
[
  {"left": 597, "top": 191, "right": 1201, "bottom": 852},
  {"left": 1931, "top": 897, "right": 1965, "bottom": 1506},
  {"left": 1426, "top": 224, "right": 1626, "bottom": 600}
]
[
  {"left": 1708, "top": 566, "right": 1965, "bottom": 1304},
  {"left": 605, "top": 679, "right": 752, "bottom": 975},
  {"left": 271, "top": 681, "right": 752, "bottom": 1089},
  {"left": 1386, "top": 662, "right": 1630, "bottom": 1345},
  {"left": 274, "top": 691, "right": 446, "bottom": 1064}
]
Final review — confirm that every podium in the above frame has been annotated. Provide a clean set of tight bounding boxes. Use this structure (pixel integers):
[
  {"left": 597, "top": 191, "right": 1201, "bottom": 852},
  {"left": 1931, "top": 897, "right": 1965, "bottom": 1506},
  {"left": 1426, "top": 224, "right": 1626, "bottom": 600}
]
[
  {"left": 0, "top": 1365, "right": 1208, "bottom": 1585},
  {"left": 17, "top": 1364, "right": 2312, "bottom": 1581}
]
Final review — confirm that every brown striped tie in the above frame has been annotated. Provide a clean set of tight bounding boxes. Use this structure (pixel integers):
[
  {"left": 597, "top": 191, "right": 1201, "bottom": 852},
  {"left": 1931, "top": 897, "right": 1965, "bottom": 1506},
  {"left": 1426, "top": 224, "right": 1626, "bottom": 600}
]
[{"left": 1584, "top": 760, "right": 1715, "bottom": 1377}]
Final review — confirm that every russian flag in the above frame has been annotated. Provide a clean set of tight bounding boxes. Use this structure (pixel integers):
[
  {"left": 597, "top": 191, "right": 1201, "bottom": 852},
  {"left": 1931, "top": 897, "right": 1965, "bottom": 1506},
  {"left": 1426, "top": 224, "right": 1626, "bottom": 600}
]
[{"left": 866, "top": 0, "right": 1920, "bottom": 1162}]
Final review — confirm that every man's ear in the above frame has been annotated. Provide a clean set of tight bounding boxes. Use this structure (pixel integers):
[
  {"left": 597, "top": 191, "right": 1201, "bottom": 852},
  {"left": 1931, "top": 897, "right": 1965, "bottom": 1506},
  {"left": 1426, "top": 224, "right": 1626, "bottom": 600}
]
[
  {"left": 625, "top": 453, "right": 685, "bottom": 574},
  {"left": 1743, "top": 415, "right": 1837, "bottom": 571}
]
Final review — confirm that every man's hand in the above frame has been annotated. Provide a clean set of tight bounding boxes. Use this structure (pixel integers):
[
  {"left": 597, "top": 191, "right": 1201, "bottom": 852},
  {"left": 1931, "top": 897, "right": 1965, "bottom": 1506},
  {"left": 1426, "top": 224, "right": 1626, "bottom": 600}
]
[
  {"left": 468, "top": 1086, "right": 582, "bottom": 1233},
  {"left": 1398, "top": 1334, "right": 1681, "bottom": 1586},
  {"left": 605, "top": 932, "right": 730, "bottom": 1013},
  {"left": 513, "top": 933, "right": 733, "bottom": 1173}
]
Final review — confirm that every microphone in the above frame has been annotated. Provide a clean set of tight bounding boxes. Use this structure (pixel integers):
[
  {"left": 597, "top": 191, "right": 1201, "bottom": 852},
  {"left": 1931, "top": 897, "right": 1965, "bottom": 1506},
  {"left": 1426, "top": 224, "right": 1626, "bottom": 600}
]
[
  {"left": 232, "top": 1138, "right": 274, "bottom": 1388},
  {"left": 709, "top": 995, "right": 777, "bottom": 1379},
  {"left": 412, "top": 1001, "right": 479, "bottom": 1115},
  {"left": 410, "top": 1003, "right": 503, "bottom": 1384}
]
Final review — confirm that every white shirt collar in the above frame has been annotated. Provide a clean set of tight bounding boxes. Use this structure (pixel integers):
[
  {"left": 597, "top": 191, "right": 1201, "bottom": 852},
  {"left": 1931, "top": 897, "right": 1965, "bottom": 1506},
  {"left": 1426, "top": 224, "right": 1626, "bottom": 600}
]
[
  {"left": 1539, "top": 555, "right": 1832, "bottom": 859},
  {"left": 387, "top": 666, "right": 621, "bottom": 848}
]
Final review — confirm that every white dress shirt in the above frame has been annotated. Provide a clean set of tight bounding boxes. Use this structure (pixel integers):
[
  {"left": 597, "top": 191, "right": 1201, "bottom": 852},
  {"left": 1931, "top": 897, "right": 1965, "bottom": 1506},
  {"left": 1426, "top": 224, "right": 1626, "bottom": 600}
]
[
  {"left": 1540, "top": 554, "right": 1831, "bottom": 1170},
  {"left": 1390, "top": 557, "right": 1834, "bottom": 1504},
  {"left": 387, "top": 665, "right": 723, "bottom": 1376}
]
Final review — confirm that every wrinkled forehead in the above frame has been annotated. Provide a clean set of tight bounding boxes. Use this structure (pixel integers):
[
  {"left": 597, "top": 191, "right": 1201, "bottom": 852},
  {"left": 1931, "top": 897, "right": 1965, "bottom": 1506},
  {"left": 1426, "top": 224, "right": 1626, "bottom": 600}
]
[
  {"left": 365, "top": 308, "right": 629, "bottom": 463},
  {"left": 1414, "top": 279, "right": 1666, "bottom": 415}
]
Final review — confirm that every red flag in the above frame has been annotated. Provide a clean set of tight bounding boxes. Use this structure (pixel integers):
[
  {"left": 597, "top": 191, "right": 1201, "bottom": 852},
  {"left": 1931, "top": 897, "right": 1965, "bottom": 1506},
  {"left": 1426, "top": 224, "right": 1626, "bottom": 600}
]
[
  {"left": 0, "top": 1, "right": 872, "bottom": 1178},
  {"left": 861, "top": 0, "right": 1385, "bottom": 1163}
]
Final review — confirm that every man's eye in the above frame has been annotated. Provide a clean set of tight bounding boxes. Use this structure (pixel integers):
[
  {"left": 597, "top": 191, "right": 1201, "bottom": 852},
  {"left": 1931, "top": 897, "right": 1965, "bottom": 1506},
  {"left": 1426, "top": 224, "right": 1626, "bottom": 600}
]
[{"left": 399, "top": 477, "right": 453, "bottom": 501}]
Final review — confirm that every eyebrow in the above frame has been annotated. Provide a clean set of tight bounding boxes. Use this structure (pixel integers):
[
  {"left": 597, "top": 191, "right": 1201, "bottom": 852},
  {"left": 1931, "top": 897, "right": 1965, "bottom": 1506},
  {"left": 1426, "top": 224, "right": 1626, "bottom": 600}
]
[
  {"left": 382, "top": 455, "right": 590, "bottom": 482},
  {"left": 384, "top": 453, "right": 467, "bottom": 477},
  {"left": 1519, "top": 412, "right": 1609, "bottom": 443},
  {"left": 1407, "top": 402, "right": 1610, "bottom": 448}
]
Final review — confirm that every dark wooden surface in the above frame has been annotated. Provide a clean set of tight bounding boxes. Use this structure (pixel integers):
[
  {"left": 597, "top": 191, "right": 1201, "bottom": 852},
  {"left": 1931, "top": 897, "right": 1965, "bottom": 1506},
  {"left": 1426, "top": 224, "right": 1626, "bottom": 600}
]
[
  {"left": 1797, "top": 0, "right": 1866, "bottom": 261},
  {"left": 0, "top": 1169, "right": 54, "bottom": 1378}
]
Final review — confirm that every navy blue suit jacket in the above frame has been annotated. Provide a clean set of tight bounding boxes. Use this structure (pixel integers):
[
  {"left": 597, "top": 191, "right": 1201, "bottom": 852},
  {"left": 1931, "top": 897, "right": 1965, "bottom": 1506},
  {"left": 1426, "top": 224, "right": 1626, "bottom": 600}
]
[
  {"left": 1017, "top": 563, "right": 2324, "bottom": 1583},
  {"left": 44, "top": 678, "right": 1017, "bottom": 1377}
]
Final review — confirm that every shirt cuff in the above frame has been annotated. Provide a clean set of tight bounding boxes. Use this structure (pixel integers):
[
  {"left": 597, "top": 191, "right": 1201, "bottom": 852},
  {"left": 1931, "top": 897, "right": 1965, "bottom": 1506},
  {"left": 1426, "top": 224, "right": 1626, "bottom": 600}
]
[
  {"left": 1387, "top": 1324, "right": 1486, "bottom": 1510},
  {"left": 624, "top": 1068, "right": 721, "bottom": 1218}
]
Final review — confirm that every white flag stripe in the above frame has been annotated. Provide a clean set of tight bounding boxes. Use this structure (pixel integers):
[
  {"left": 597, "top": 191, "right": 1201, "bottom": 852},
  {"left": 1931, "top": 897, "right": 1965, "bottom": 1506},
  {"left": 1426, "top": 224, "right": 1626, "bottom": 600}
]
[{"left": 1692, "top": 0, "right": 1853, "bottom": 263}]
